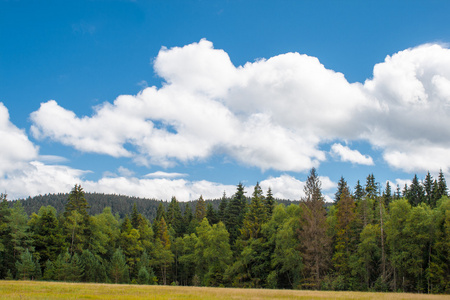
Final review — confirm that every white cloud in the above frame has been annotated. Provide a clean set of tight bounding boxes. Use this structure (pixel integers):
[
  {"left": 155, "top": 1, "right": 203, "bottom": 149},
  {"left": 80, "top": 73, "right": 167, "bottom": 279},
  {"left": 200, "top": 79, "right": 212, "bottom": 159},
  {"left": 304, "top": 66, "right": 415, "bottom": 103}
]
[
  {"left": 259, "top": 174, "right": 336, "bottom": 200},
  {"left": 330, "top": 143, "right": 374, "bottom": 165},
  {"left": 37, "top": 155, "right": 69, "bottom": 164},
  {"left": 0, "top": 161, "right": 88, "bottom": 198},
  {"left": 118, "top": 166, "right": 135, "bottom": 177},
  {"left": 28, "top": 40, "right": 450, "bottom": 174},
  {"left": 144, "top": 171, "right": 188, "bottom": 178},
  {"left": 0, "top": 103, "right": 38, "bottom": 176}
]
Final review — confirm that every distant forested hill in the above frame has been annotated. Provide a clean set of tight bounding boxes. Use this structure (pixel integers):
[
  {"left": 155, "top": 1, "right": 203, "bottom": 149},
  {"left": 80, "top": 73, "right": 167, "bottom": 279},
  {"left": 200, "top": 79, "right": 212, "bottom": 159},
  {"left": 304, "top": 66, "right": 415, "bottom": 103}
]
[{"left": 11, "top": 193, "right": 299, "bottom": 221}]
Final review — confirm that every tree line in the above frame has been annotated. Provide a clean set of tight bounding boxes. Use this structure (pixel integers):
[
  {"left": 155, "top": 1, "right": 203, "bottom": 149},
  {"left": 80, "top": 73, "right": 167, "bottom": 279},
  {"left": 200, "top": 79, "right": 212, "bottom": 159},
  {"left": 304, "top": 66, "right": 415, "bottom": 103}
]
[{"left": 0, "top": 169, "right": 449, "bottom": 294}]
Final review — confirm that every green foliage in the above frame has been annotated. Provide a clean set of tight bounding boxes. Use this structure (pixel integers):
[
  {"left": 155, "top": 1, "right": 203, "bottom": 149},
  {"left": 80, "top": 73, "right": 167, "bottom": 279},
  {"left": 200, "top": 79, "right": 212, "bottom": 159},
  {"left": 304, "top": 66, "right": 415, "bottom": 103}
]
[
  {"left": 1, "top": 174, "right": 449, "bottom": 294},
  {"left": 109, "top": 248, "right": 129, "bottom": 284},
  {"left": 15, "top": 249, "right": 35, "bottom": 280},
  {"left": 28, "top": 205, "right": 66, "bottom": 263}
]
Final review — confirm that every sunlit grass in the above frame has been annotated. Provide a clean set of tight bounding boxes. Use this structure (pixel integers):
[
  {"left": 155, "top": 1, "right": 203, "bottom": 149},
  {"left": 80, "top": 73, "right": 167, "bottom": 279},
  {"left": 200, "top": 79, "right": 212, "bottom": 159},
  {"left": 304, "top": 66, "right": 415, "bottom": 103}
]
[{"left": 0, "top": 280, "right": 448, "bottom": 299}]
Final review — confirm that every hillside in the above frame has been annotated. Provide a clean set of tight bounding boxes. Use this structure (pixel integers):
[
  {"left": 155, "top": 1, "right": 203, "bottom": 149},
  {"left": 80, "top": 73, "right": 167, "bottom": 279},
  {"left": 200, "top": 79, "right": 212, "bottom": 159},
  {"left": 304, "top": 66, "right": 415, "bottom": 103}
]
[{"left": 11, "top": 193, "right": 299, "bottom": 221}]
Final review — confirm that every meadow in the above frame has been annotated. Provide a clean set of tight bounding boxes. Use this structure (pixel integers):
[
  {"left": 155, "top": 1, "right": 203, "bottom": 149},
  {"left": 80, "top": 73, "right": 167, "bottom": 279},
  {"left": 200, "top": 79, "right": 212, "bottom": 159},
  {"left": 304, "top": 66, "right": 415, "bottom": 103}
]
[{"left": 1, "top": 281, "right": 449, "bottom": 300}]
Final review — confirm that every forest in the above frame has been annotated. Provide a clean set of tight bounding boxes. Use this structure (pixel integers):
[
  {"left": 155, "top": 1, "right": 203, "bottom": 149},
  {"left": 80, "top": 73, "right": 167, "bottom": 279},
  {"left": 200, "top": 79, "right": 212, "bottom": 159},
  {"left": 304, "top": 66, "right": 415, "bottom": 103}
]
[{"left": 0, "top": 168, "right": 449, "bottom": 294}]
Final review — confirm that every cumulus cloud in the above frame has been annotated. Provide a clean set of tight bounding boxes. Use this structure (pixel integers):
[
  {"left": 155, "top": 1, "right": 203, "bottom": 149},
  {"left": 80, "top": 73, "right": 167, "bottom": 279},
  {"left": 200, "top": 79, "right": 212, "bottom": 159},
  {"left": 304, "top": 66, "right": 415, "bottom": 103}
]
[
  {"left": 330, "top": 143, "right": 374, "bottom": 165},
  {"left": 29, "top": 40, "right": 450, "bottom": 174},
  {"left": 0, "top": 103, "right": 38, "bottom": 176},
  {"left": 0, "top": 161, "right": 88, "bottom": 198},
  {"left": 260, "top": 174, "right": 336, "bottom": 201}
]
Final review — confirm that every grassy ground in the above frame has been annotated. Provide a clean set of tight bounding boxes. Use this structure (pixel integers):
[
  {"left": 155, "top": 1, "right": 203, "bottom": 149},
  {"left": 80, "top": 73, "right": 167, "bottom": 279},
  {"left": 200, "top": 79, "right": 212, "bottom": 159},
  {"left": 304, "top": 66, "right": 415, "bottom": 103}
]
[{"left": 1, "top": 280, "right": 449, "bottom": 300}]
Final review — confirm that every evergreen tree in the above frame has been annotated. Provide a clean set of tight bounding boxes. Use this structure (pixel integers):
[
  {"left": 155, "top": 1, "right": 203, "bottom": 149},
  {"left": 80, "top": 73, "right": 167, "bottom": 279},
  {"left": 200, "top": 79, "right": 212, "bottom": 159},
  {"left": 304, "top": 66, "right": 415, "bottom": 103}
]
[
  {"left": 298, "top": 168, "right": 331, "bottom": 289},
  {"left": 64, "top": 184, "right": 90, "bottom": 219},
  {"left": 152, "top": 217, "right": 173, "bottom": 285},
  {"left": 0, "top": 194, "right": 12, "bottom": 278},
  {"left": 15, "top": 249, "right": 35, "bottom": 280},
  {"left": 365, "top": 174, "right": 378, "bottom": 199},
  {"left": 206, "top": 203, "right": 219, "bottom": 225},
  {"left": 225, "top": 183, "right": 247, "bottom": 246},
  {"left": 131, "top": 203, "right": 146, "bottom": 229},
  {"left": 28, "top": 205, "right": 65, "bottom": 263},
  {"left": 436, "top": 169, "right": 448, "bottom": 203},
  {"left": 195, "top": 196, "right": 207, "bottom": 222},
  {"left": 354, "top": 180, "right": 365, "bottom": 201},
  {"left": 109, "top": 248, "right": 129, "bottom": 284},
  {"left": 152, "top": 203, "right": 166, "bottom": 239},
  {"left": 183, "top": 203, "right": 195, "bottom": 235},
  {"left": 54, "top": 249, "right": 72, "bottom": 281},
  {"left": 382, "top": 181, "right": 392, "bottom": 207},
  {"left": 423, "top": 172, "right": 434, "bottom": 207},
  {"left": 218, "top": 192, "right": 228, "bottom": 223},
  {"left": 166, "top": 197, "right": 183, "bottom": 236},
  {"left": 407, "top": 174, "right": 425, "bottom": 206},
  {"left": 241, "top": 183, "right": 267, "bottom": 240},
  {"left": 8, "top": 201, "right": 33, "bottom": 260},
  {"left": 80, "top": 249, "right": 107, "bottom": 283},
  {"left": 335, "top": 176, "right": 348, "bottom": 204},
  {"left": 332, "top": 183, "right": 357, "bottom": 287},
  {"left": 264, "top": 187, "right": 276, "bottom": 217},
  {"left": 68, "top": 253, "right": 84, "bottom": 282},
  {"left": 63, "top": 185, "right": 90, "bottom": 254},
  {"left": 42, "top": 260, "right": 55, "bottom": 281}
]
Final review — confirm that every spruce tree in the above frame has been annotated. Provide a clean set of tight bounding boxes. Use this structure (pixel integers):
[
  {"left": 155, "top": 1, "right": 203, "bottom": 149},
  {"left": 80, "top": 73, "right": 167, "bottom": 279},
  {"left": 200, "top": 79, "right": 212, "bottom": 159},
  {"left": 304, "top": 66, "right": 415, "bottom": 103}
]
[
  {"left": 109, "top": 248, "right": 129, "bottom": 284},
  {"left": 423, "top": 172, "right": 434, "bottom": 207},
  {"left": 407, "top": 174, "right": 425, "bottom": 206},
  {"left": 206, "top": 203, "right": 219, "bottom": 225},
  {"left": 15, "top": 249, "right": 35, "bottom": 280},
  {"left": 264, "top": 187, "right": 275, "bottom": 217},
  {"left": 298, "top": 168, "right": 331, "bottom": 289},
  {"left": 354, "top": 180, "right": 365, "bottom": 201},
  {"left": 335, "top": 176, "right": 348, "bottom": 204},
  {"left": 224, "top": 183, "right": 247, "bottom": 246},
  {"left": 166, "top": 197, "right": 183, "bottom": 236},
  {"left": 383, "top": 181, "right": 392, "bottom": 206},
  {"left": 218, "top": 192, "right": 228, "bottom": 224},
  {"left": 195, "top": 196, "right": 206, "bottom": 222}
]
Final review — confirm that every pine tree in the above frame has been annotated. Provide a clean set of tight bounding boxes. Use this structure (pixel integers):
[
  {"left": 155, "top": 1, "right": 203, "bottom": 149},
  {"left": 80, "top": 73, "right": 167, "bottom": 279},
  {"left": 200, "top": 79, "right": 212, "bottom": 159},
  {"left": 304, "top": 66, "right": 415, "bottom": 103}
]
[
  {"left": 224, "top": 183, "right": 247, "bottom": 246},
  {"left": 382, "top": 181, "right": 392, "bottom": 206},
  {"left": 195, "top": 196, "right": 207, "bottom": 222},
  {"left": 166, "top": 197, "right": 183, "bottom": 236},
  {"left": 335, "top": 176, "right": 348, "bottom": 204},
  {"left": 8, "top": 202, "right": 33, "bottom": 260},
  {"left": 264, "top": 187, "right": 275, "bottom": 217},
  {"left": 354, "top": 180, "right": 365, "bottom": 201},
  {"left": 152, "top": 203, "right": 166, "bottom": 237},
  {"left": 241, "top": 183, "right": 267, "bottom": 240},
  {"left": 407, "top": 174, "right": 425, "bottom": 206},
  {"left": 109, "top": 248, "right": 129, "bottom": 284},
  {"left": 298, "top": 168, "right": 331, "bottom": 289},
  {"left": 64, "top": 184, "right": 89, "bottom": 219},
  {"left": 365, "top": 174, "right": 378, "bottom": 199},
  {"left": 436, "top": 169, "right": 448, "bottom": 202},
  {"left": 332, "top": 182, "right": 357, "bottom": 283},
  {"left": 206, "top": 203, "right": 219, "bottom": 225},
  {"left": 63, "top": 185, "right": 90, "bottom": 254},
  {"left": 218, "top": 192, "right": 228, "bottom": 224},
  {"left": 28, "top": 205, "right": 65, "bottom": 264},
  {"left": 15, "top": 249, "right": 35, "bottom": 280},
  {"left": 131, "top": 203, "right": 144, "bottom": 229},
  {"left": 423, "top": 172, "right": 434, "bottom": 207}
]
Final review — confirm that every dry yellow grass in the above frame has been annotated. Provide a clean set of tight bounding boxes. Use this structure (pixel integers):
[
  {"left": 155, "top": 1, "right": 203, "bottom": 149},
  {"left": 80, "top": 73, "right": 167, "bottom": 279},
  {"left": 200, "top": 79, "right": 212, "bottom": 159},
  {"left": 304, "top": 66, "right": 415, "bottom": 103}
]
[{"left": 0, "top": 280, "right": 449, "bottom": 300}]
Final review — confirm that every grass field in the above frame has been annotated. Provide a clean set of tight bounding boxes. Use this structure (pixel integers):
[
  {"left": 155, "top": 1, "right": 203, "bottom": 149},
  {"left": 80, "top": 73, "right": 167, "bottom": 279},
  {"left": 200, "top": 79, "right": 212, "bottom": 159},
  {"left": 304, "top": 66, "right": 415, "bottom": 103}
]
[{"left": 1, "top": 280, "right": 449, "bottom": 300}]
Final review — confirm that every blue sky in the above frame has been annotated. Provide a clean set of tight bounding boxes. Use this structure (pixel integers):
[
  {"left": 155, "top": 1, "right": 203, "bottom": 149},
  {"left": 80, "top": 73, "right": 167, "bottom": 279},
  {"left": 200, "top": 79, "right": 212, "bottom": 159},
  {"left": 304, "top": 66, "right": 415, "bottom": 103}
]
[{"left": 1, "top": 0, "right": 450, "bottom": 201}]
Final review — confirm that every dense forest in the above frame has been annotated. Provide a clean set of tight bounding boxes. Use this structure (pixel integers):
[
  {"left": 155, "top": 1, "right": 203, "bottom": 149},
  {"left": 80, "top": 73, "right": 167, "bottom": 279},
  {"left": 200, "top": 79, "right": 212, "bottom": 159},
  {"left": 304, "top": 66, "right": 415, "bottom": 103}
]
[
  {"left": 11, "top": 193, "right": 299, "bottom": 221},
  {"left": 0, "top": 169, "right": 449, "bottom": 294}
]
